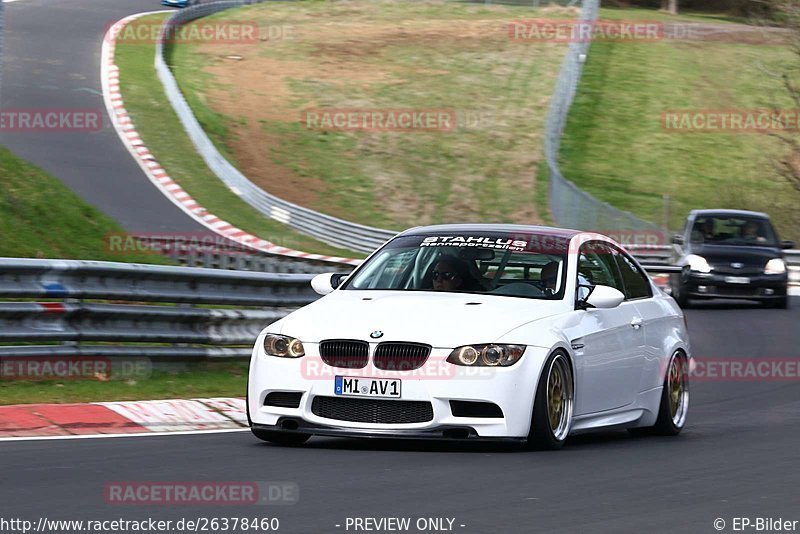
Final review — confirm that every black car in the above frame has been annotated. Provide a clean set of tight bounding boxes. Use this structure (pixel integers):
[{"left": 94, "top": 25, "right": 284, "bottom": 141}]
[{"left": 670, "top": 209, "right": 794, "bottom": 308}]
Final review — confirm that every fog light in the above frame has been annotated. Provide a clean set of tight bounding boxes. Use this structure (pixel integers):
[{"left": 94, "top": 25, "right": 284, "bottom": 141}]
[
  {"left": 764, "top": 288, "right": 775, "bottom": 295},
  {"left": 697, "top": 285, "right": 708, "bottom": 293}
]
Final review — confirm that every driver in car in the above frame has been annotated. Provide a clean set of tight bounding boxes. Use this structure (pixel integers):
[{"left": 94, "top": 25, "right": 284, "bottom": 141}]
[
  {"left": 432, "top": 257, "right": 482, "bottom": 292},
  {"left": 691, "top": 219, "right": 717, "bottom": 242}
]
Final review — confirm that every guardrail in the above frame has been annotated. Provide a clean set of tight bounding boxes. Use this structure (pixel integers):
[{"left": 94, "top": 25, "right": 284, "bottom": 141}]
[
  {"left": 0, "top": 250, "right": 794, "bottom": 363},
  {"left": 155, "top": 0, "right": 397, "bottom": 254},
  {"left": 127, "top": 236, "right": 345, "bottom": 273},
  {"left": 0, "top": 258, "right": 320, "bottom": 361}
]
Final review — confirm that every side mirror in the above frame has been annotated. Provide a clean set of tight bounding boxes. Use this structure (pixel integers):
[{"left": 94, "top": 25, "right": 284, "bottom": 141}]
[
  {"left": 781, "top": 240, "right": 795, "bottom": 250},
  {"left": 671, "top": 234, "right": 684, "bottom": 245},
  {"left": 311, "top": 273, "right": 348, "bottom": 296},
  {"left": 584, "top": 285, "right": 625, "bottom": 309}
]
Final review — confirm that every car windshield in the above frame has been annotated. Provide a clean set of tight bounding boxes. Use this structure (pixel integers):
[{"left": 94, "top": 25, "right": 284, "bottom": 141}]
[
  {"left": 341, "top": 232, "right": 570, "bottom": 300},
  {"left": 689, "top": 216, "right": 779, "bottom": 247}
]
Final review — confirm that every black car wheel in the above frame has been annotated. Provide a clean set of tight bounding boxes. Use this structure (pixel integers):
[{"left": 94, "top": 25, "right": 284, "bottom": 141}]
[
  {"left": 767, "top": 296, "right": 789, "bottom": 309},
  {"left": 671, "top": 278, "right": 691, "bottom": 308}
]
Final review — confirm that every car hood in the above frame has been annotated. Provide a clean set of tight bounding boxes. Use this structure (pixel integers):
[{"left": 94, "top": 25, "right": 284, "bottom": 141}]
[
  {"left": 690, "top": 243, "right": 780, "bottom": 267},
  {"left": 275, "top": 290, "right": 567, "bottom": 347}
]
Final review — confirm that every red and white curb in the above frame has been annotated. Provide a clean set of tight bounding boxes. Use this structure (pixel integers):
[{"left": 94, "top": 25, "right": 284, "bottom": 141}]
[
  {"left": 101, "top": 14, "right": 360, "bottom": 267},
  {"left": 0, "top": 397, "right": 249, "bottom": 440}
]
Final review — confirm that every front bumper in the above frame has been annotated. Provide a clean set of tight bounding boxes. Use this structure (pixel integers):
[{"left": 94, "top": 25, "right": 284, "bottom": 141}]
[
  {"left": 680, "top": 271, "right": 787, "bottom": 300},
  {"left": 251, "top": 421, "right": 526, "bottom": 442},
  {"left": 247, "top": 342, "right": 551, "bottom": 439}
]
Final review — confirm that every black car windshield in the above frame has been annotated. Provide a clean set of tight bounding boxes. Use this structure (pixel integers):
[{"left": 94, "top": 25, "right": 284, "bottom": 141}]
[
  {"left": 341, "top": 232, "right": 570, "bottom": 300},
  {"left": 690, "top": 216, "right": 779, "bottom": 247}
]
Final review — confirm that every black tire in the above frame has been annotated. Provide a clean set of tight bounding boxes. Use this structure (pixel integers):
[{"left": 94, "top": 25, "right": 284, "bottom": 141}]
[
  {"left": 768, "top": 296, "right": 789, "bottom": 309},
  {"left": 671, "top": 280, "right": 691, "bottom": 308},
  {"left": 651, "top": 351, "right": 689, "bottom": 436},
  {"left": 251, "top": 429, "right": 310, "bottom": 447},
  {"left": 525, "top": 351, "right": 574, "bottom": 451}
]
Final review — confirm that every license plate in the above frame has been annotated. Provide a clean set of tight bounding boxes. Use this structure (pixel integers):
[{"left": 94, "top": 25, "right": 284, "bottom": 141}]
[
  {"left": 334, "top": 376, "right": 401, "bottom": 398},
  {"left": 725, "top": 276, "right": 750, "bottom": 284}
]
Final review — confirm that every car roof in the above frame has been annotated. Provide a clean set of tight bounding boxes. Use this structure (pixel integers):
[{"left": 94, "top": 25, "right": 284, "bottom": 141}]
[
  {"left": 690, "top": 209, "right": 770, "bottom": 219},
  {"left": 399, "top": 223, "right": 583, "bottom": 239}
]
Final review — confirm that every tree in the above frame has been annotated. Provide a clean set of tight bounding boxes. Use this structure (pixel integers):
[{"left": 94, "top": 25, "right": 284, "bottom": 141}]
[
  {"left": 769, "top": 0, "right": 800, "bottom": 193},
  {"left": 661, "top": 0, "right": 679, "bottom": 15}
]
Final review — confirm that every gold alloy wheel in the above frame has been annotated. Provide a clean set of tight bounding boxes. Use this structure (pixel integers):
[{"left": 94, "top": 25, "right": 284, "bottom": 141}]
[
  {"left": 667, "top": 352, "right": 689, "bottom": 427},
  {"left": 546, "top": 354, "right": 573, "bottom": 441},
  {"left": 548, "top": 366, "right": 563, "bottom": 430}
]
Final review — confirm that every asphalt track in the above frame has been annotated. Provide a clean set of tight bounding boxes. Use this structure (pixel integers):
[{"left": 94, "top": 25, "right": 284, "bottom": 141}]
[
  {"left": 0, "top": 0, "right": 201, "bottom": 232},
  {"left": 3, "top": 299, "right": 800, "bottom": 533}
]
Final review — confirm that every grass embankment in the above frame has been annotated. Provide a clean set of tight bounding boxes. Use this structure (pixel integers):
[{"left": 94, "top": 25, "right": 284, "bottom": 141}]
[
  {"left": 114, "top": 14, "right": 362, "bottom": 258},
  {"left": 560, "top": 7, "right": 798, "bottom": 238},
  {"left": 165, "top": 0, "right": 570, "bottom": 230},
  {"left": 0, "top": 361, "right": 248, "bottom": 405},
  {"left": 0, "top": 148, "right": 250, "bottom": 405},
  {"left": 0, "top": 146, "right": 170, "bottom": 263}
]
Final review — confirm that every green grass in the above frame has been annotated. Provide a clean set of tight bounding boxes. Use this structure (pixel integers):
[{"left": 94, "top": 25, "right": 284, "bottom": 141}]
[
  {"left": 598, "top": 7, "right": 744, "bottom": 24},
  {"left": 0, "top": 362, "right": 248, "bottom": 405},
  {"left": 559, "top": 8, "right": 799, "bottom": 238},
  {"left": 0, "top": 146, "right": 172, "bottom": 263},
  {"left": 167, "top": 0, "right": 570, "bottom": 229},
  {"left": 114, "top": 14, "right": 363, "bottom": 259}
]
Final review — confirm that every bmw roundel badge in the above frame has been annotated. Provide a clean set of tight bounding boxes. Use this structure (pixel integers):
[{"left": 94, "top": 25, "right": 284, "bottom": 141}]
[{"left": 370, "top": 330, "right": 384, "bottom": 339}]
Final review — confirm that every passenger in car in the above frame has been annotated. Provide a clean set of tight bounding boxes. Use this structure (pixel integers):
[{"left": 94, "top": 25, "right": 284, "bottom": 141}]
[
  {"left": 540, "top": 261, "right": 560, "bottom": 294},
  {"left": 742, "top": 220, "right": 767, "bottom": 243}
]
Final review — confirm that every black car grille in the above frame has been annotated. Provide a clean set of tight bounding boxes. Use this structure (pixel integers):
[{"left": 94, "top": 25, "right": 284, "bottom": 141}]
[
  {"left": 715, "top": 287, "right": 759, "bottom": 297},
  {"left": 311, "top": 396, "right": 434, "bottom": 424},
  {"left": 712, "top": 264, "right": 763, "bottom": 275},
  {"left": 263, "top": 391, "right": 303, "bottom": 408},
  {"left": 319, "top": 340, "right": 369, "bottom": 369},
  {"left": 373, "top": 342, "right": 432, "bottom": 371}
]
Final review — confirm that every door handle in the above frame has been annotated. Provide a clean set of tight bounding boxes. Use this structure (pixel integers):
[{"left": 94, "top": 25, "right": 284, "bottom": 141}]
[{"left": 630, "top": 317, "right": 643, "bottom": 329}]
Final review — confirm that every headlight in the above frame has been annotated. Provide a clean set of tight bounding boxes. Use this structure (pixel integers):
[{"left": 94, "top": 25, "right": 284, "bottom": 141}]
[
  {"left": 765, "top": 258, "right": 786, "bottom": 275},
  {"left": 263, "top": 334, "right": 305, "bottom": 358},
  {"left": 686, "top": 254, "right": 712, "bottom": 273},
  {"left": 446, "top": 344, "right": 525, "bottom": 367}
]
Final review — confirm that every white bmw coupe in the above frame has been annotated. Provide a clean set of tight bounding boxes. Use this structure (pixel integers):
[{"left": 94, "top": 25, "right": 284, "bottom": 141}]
[{"left": 247, "top": 225, "right": 691, "bottom": 449}]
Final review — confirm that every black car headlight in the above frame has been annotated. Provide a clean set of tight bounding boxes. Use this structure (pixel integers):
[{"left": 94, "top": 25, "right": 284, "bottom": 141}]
[
  {"left": 446, "top": 344, "right": 525, "bottom": 367},
  {"left": 263, "top": 334, "right": 305, "bottom": 358}
]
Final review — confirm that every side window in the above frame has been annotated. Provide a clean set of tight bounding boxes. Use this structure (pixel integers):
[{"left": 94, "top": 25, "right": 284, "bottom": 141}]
[
  {"left": 615, "top": 250, "right": 652, "bottom": 299},
  {"left": 576, "top": 243, "right": 624, "bottom": 302}
]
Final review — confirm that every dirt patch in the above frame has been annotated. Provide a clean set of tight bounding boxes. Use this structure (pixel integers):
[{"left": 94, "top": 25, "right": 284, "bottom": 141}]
[
  {"left": 186, "top": 4, "right": 565, "bottom": 224},
  {"left": 197, "top": 17, "right": 519, "bottom": 216}
]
